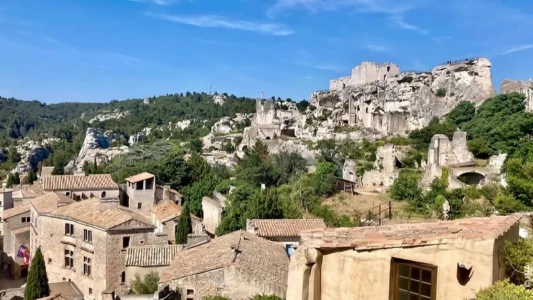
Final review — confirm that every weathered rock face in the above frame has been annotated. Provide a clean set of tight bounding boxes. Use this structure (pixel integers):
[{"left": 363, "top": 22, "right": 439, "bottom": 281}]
[
  {"left": 128, "top": 127, "right": 152, "bottom": 145},
  {"left": 361, "top": 144, "right": 404, "bottom": 187},
  {"left": 13, "top": 138, "right": 59, "bottom": 173},
  {"left": 312, "top": 58, "right": 496, "bottom": 137},
  {"left": 213, "top": 94, "right": 227, "bottom": 105},
  {"left": 500, "top": 79, "right": 533, "bottom": 112},
  {"left": 88, "top": 110, "right": 129, "bottom": 123},
  {"left": 68, "top": 128, "right": 129, "bottom": 172}
]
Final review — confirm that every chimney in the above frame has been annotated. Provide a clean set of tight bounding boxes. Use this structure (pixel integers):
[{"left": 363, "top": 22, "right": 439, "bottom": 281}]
[
  {"left": 163, "top": 185, "right": 171, "bottom": 201},
  {"left": 99, "top": 198, "right": 119, "bottom": 211}
]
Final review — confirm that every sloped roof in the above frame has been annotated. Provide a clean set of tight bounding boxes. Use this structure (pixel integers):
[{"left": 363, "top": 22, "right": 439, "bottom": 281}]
[
  {"left": 31, "top": 192, "right": 76, "bottom": 214},
  {"left": 300, "top": 215, "right": 521, "bottom": 250},
  {"left": 126, "top": 244, "right": 186, "bottom": 267},
  {"left": 2, "top": 204, "right": 31, "bottom": 219},
  {"left": 160, "top": 231, "right": 289, "bottom": 287},
  {"left": 42, "top": 174, "right": 118, "bottom": 191},
  {"left": 152, "top": 200, "right": 201, "bottom": 223},
  {"left": 126, "top": 172, "right": 155, "bottom": 183},
  {"left": 249, "top": 219, "right": 326, "bottom": 237},
  {"left": 44, "top": 198, "right": 153, "bottom": 230}
]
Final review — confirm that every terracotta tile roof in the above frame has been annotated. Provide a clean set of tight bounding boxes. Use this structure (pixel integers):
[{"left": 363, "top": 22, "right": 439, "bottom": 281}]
[
  {"left": 40, "top": 166, "right": 55, "bottom": 178},
  {"left": 11, "top": 225, "right": 30, "bottom": 235},
  {"left": 3, "top": 204, "right": 31, "bottom": 219},
  {"left": 126, "top": 172, "right": 155, "bottom": 183},
  {"left": 160, "top": 231, "right": 289, "bottom": 286},
  {"left": 152, "top": 200, "right": 201, "bottom": 223},
  {"left": 126, "top": 244, "right": 186, "bottom": 267},
  {"left": 300, "top": 215, "right": 522, "bottom": 250},
  {"left": 42, "top": 174, "right": 118, "bottom": 191},
  {"left": 44, "top": 198, "right": 154, "bottom": 230},
  {"left": 31, "top": 192, "right": 76, "bottom": 214},
  {"left": 249, "top": 219, "right": 327, "bottom": 237}
]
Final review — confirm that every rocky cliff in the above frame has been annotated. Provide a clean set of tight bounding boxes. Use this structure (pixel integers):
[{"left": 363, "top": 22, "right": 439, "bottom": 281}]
[
  {"left": 310, "top": 58, "right": 496, "bottom": 137},
  {"left": 500, "top": 78, "right": 533, "bottom": 112}
]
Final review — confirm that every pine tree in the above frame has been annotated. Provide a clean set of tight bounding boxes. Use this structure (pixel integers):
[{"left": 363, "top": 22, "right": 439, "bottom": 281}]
[
  {"left": 13, "top": 172, "right": 20, "bottom": 185},
  {"left": 25, "top": 247, "right": 50, "bottom": 300},
  {"left": 175, "top": 203, "right": 192, "bottom": 244}
]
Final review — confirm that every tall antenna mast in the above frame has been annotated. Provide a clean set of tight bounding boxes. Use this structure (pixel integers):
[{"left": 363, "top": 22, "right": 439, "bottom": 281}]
[
  {"left": 261, "top": 91, "right": 264, "bottom": 99},
  {"left": 209, "top": 83, "right": 213, "bottom": 95}
]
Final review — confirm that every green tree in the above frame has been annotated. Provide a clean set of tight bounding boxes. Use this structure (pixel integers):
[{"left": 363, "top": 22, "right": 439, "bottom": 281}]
[
  {"left": 446, "top": 101, "right": 475, "bottom": 127},
  {"left": 390, "top": 171, "right": 422, "bottom": 202},
  {"left": 130, "top": 272, "right": 159, "bottom": 294},
  {"left": 189, "top": 138, "right": 203, "bottom": 153},
  {"left": 13, "top": 172, "right": 20, "bottom": 185},
  {"left": 25, "top": 247, "right": 50, "bottom": 300},
  {"left": 6, "top": 173, "right": 14, "bottom": 188},
  {"left": 26, "top": 170, "right": 35, "bottom": 185},
  {"left": 175, "top": 203, "right": 192, "bottom": 244},
  {"left": 501, "top": 238, "right": 533, "bottom": 285}
]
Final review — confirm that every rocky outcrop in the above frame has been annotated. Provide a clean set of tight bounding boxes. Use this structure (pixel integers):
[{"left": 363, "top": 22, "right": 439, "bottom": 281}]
[
  {"left": 88, "top": 110, "right": 129, "bottom": 123},
  {"left": 213, "top": 94, "right": 227, "bottom": 105},
  {"left": 500, "top": 79, "right": 533, "bottom": 112},
  {"left": 13, "top": 138, "right": 59, "bottom": 173},
  {"left": 128, "top": 127, "right": 152, "bottom": 145},
  {"left": 67, "top": 128, "right": 129, "bottom": 172},
  {"left": 361, "top": 144, "right": 405, "bottom": 188},
  {"left": 311, "top": 58, "right": 496, "bottom": 137}
]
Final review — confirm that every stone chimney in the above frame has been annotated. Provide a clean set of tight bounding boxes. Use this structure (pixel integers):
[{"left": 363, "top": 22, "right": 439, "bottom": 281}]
[
  {"left": 99, "top": 198, "right": 119, "bottom": 211},
  {"left": 163, "top": 185, "right": 171, "bottom": 201}
]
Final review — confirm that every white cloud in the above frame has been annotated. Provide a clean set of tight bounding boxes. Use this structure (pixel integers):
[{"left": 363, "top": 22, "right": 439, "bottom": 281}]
[
  {"left": 267, "top": 0, "right": 422, "bottom": 18},
  {"left": 313, "top": 64, "right": 344, "bottom": 72},
  {"left": 390, "top": 16, "right": 427, "bottom": 34},
  {"left": 501, "top": 44, "right": 533, "bottom": 56},
  {"left": 146, "top": 12, "right": 293, "bottom": 36},
  {"left": 366, "top": 43, "right": 390, "bottom": 52}
]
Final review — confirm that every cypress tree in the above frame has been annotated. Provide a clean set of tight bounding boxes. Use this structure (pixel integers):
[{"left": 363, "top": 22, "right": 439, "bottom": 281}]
[
  {"left": 13, "top": 172, "right": 20, "bottom": 185},
  {"left": 25, "top": 247, "right": 50, "bottom": 300},
  {"left": 175, "top": 203, "right": 192, "bottom": 244},
  {"left": 6, "top": 174, "right": 14, "bottom": 188},
  {"left": 26, "top": 170, "right": 35, "bottom": 185}
]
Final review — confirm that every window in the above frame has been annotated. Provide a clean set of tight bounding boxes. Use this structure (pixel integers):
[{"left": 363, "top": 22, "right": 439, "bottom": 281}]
[
  {"left": 21, "top": 217, "right": 30, "bottom": 223},
  {"left": 121, "top": 271, "right": 126, "bottom": 283},
  {"left": 186, "top": 289, "right": 194, "bottom": 300},
  {"left": 101, "top": 191, "right": 106, "bottom": 198},
  {"left": 65, "top": 223, "right": 74, "bottom": 236},
  {"left": 89, "top": 288, "right": 93, "bottom": 295},
  {"left": 84, "top": 229, "right": 92, "bottom": 243},
  {"left": 0, "top": 200, "right": 2, "bottom": 206},
  {"left": 83, "top": 257, "right": 91, "bottom": 276},
  {"left": 66, "top": 192, "right": 70, "bottom": 196},
  {"left": 64, "top": 250, "right": 74, "bottom": 268},
  {"left": 48, "top": 258, "right": 52, "bottom": 264},
  {"left": 390, "top": 258, "right": 437, "bottom": 300},
  {"left": 122, "top": 237, "right": 130, "bottom": 249},
  {"left": 137, "top": 203, "right": 142, "bottom": 209}
]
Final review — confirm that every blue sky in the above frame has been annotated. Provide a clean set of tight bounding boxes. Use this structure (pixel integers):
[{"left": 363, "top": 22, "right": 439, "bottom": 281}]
[{"left": 1, "top": 0, "right": 533, "bottom": 103}]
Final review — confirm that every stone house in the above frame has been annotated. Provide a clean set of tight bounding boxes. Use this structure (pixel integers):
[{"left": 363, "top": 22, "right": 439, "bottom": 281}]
[
  {"left": 0, "top": 188, "right": 14, "bottom": 236},
  {"left": 32, "top": 197, "right": 156, "bottom": 300},
  {"left": 246, "top": 219, "right": 326, "bottom": 252},
  {"left": 123, "top": 172, "right": 159, "bottom": 216},
  {"left": 201, "top": 196, "right": 225, "bottom": 235},
  {"left": 41, "top": 174, "right": 119, "bottom": 200},
  {"left": 2, "top": 203, "right": 31, "bottom": 279},
  {"left": 151, "top": 200, "right": 202, "bottom": 244},
  {"left": 286, "top": 215, "right": 521, "bottom": 300},
  {"left": 159, "top": 231, "right": 289, "bottom": 300},
  {"left": 155, "top": 185, "right": 183, "bottom": 205},
  {"left": 125, "top": 244, "right": 185, "bottom": 284}
]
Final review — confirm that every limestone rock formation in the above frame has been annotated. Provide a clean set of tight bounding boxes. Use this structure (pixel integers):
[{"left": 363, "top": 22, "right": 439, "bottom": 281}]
[
  {"left": 13, "top": 138, "right": 60, "bottom": 173},
  {"left": 128, "top": 127, "right": 152, "bottom": 145},
  {"left": 88, "top": 110, "right": 129, "bottom": 124},
  {"left": 311, "top": 58, "right": 496, "bottom": 137},
  {"left": 500, "top": 78, "right": 533, "bottom": 112},
  {"left": 361, "top": 144, "right": 405, "bottom": 188},
  {"left": 213, "top": 94, "right": 227, "bottom": 105},
  {"left": 68, "top": 128, "right": 129, "bottom": 172}
]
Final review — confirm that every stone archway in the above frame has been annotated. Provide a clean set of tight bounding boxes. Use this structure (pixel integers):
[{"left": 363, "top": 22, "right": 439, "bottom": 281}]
[{"left": 457, "top": 172, "right": 486, "bottom": 186}]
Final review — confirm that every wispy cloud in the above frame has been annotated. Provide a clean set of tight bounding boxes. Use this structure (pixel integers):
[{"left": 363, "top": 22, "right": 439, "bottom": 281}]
[
  {"left": 390, "top": 16, "right": 427, "bottom": 34},
  {"left": 501, "top": 44, "right": 533, "bottom": 56},
  {"left": 298, "top": 61, "right": 344, "bottom": 72},
  {"left": 432, "top": 36, "right": 452, "bottom": 43},
  {"left": 267, "top": 0, "right": 422, "bottom": 18},
  {"left": 366, "top": 43, "right": 390, "bottom": 52},
  {"left": 146, "top": 12, "right": 293, "bottom": 36},
  {"left": 128, "top": 0, "right": 179, "bottom": 5}
]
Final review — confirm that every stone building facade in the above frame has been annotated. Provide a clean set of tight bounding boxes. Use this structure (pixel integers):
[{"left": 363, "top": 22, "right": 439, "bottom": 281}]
[
  {"left": 41, "top": 174, "right": 119, "bottom": 200},
  {"left": 286, "top": 215, "right": 521, "bottom": 300},
  {"left": 151, "top": 200, "right": 202, "bottom": 244},
  {"left": 2, "top": 203, "right": 31, "bottom": 279},
  {"left": 0, "top": 188, "right": 14, "bottom": 237},
  {"left": 124, "top": 172, "right": 158, "bottom": 216},
  {"left": 159, "top": 231, "right": 289, "bottom": 300},
  {"left": 31, "top": 197, "right": 155, "bottom": 299}
]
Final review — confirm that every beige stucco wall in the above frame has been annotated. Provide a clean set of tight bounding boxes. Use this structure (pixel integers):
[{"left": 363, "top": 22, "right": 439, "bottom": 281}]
[
  {"left": 287, "top": 224, "right": 520, "bottom": 300},
  {"left": 55, "top": 188, "right": 119, "bottom": 200},
  {"left": 126, "top": 180, "right": 156, "bottom": 216},
  {"left": 4, "top": 212, "right": 30, "bottom": 259}
]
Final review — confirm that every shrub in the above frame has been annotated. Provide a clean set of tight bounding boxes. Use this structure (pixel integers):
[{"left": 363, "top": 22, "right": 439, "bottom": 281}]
[
  {"left": 390, "top": 171, "right": 422, "bottom": 201},
  {"left": 435, "top": 88, "right": 446, "bottom": 97},
  {"left": 130, "top": 272, "right": 159, "bottom": 294},
  {"left": 476, "top": 279, "right": 533, "bottom": 300},
  {"left": 494, "top": 193, "right": 528, "bottom": 214},
  {"left": 502, "top": 239, "right": 533, "bottom": 285},
  {"left": 252, "top": 295, "right": 283, "bottom": 300}
]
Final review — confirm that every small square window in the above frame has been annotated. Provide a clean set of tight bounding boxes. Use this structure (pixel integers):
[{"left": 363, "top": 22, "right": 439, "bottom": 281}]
[
  {"left": 21, "top": 217, "right": 30, "bottom": 223},
  {"left": 48, "top": 258, "right": 52, "bottom": 264},
  {"left": 137, "top": 203, "right": 142, "bottom": 209},
  {"left": 89, "top": 288, "right": 93, "bottom": 295},
  {"left": 122, "top": 237, "right": 130, "bottom": 249}
]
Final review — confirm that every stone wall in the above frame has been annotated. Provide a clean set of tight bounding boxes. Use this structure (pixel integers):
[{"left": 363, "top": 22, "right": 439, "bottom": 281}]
[
  {"left": 168, "top": 268, "right": 225, "bottom": 300},
  {"left": 202, "top": 197, "right": 223, "bottom": 234}
]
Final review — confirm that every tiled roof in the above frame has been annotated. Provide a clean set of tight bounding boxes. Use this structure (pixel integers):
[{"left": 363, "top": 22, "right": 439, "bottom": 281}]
[
  {"left": 300, "top": 215, "right": 521, "bottom": 250},
  {"left": 11, "top": 225, "right": 30, "bottom": 235},
  {"left": 249, "top": 219, "right": 327, "bottom": 237},
  {"left": 126, "top": 172, "right": 155, "bottom": 183},
  {"left": 126, "top": 244, "right": 186, "bottom": 267},
  {"left": 31, "top": 192, "right": 76, "bottom": 214},
  {"left": 160, "top": 231, "right": 289, "bottom": 287},
  {"left": 40, "top": 166, "right": 55, "bottom": 178},
  {"left": 152, "top": 200, "right": 201, "bottom": 223},
  {"left": 44, "top": 198, "right": 154, "bottom": 230},
  {"left": 42, "top": 174, "right": 118, "bottom": 191},
  {"left": 2, "top": 204, "right": 31, "bottom": 219}
]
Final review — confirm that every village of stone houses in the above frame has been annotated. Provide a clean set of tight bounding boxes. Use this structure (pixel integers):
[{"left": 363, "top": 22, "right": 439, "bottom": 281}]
[{"left": 3, "top": 56, "right": 533, "bottom": 300}]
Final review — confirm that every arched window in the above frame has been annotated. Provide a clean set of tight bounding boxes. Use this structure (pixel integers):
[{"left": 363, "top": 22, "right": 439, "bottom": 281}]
[{"left": 101, "top": 191, "right": 106, "bottom": 198}]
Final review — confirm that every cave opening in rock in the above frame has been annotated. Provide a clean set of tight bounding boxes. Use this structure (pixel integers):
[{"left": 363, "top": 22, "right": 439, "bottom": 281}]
[
  {"left": 457, "top": 172, "right": 485, "bottom": 186},
  {"left": 395, "top": 157, "right": 404, "bottom": 169},
  {"left": 281, "top": 129, "right": 296, "bottom": 138}
]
